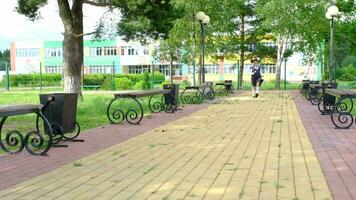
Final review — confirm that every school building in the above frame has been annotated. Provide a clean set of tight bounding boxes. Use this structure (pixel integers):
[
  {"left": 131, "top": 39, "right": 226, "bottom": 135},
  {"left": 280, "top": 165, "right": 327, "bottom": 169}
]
[{"left": 9, "top": 39, "right": 320, "bottom": 83}]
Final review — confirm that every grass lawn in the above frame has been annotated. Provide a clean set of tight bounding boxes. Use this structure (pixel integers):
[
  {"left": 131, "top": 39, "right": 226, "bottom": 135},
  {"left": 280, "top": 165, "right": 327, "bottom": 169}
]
[{"left": 0, "top": 91, "right": 167, "bottom": 133}]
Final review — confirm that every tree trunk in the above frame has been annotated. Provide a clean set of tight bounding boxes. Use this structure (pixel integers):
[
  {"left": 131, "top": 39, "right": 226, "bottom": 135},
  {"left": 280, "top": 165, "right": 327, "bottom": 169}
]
[
  {"left": 239, "top": 15, "right": 245, "bottom": 89},
  {"left": 63, "top": 33, "right": 83, "bottom": 93},
  {"left": 58, "top": 0, "right": 84, "bottom": 94},
  {"left": 275, "top": 38, "right": 288, "bottom": 90}
]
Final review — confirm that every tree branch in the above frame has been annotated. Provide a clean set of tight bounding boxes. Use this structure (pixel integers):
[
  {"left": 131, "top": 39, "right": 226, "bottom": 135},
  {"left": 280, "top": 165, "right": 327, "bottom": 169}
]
[{"left": 83, "top": 0, "right": 111, "bottom": 7}]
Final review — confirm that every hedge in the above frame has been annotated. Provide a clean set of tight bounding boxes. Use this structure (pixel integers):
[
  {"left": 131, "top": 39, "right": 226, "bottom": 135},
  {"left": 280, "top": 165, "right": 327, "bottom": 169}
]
[
  {"left": 2, "top": 72, "right": 166, "bottom": 89},
  {"left": 1, "top": 73, "right": 62, "bottom": 87}
]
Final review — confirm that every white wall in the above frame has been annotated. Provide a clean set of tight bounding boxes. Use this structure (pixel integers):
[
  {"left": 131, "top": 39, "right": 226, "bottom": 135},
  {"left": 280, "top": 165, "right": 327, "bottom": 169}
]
[
  {"left": 280, "top": 53, "right": 318, "bottom": 82},
  {"left": 14, "top": 40, "right": 43, "bottom": 74}
]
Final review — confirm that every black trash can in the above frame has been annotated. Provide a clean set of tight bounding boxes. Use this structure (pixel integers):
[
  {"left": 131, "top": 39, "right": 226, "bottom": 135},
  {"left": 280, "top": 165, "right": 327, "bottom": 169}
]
[
  {"left": 39, "top": 93, "right": 78, "bottom": 133},
  {"left": 322, "top": 82, "right": 338, "bottom": 105},
  {"left": 163, "top": 84, "right": 180, "bottom": 106},
  {"left": 224, "top": 80, "right": 233, "bottom": 91}
]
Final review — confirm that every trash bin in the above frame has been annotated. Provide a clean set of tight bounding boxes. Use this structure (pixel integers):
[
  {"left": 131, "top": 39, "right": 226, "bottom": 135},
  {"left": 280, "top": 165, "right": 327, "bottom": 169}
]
[
  {"left": 163, "top": 84, "right": 180, "bottom": 106},
  {"left": 322, "top": 82, "right": 337, "bottom": 105},
  {"left": 224, "top": 80, "right": 232, "bottom": 91},
  {"left": 39, "top": 93, "right": 78, "bottom": 133}
]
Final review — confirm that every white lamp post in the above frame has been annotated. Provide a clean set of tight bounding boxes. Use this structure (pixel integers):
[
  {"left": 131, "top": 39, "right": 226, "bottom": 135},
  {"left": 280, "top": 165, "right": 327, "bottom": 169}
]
[
  {"left": 196, "top": 12, "right": 210, "bottom": 84},
  {"left": 326, "top": 5, "right": 339, "bottom": 83}
]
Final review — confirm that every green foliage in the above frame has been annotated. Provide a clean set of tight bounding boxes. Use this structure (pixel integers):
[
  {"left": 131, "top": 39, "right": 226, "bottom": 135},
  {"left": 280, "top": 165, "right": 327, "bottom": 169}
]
[
  {"left": 142, "top": 72, "right": 151, "bottom": 90},
  {"left": 152, "top": 72, "right": 165, "bottom": 83},
  {"left": 341, "top": 56, "right": 356, "bottom": 68},
  {"left": 339, "top": 73, "right": 355, "bottom": 81},
  {"left": 113, "top": 0, "right": 183, "bottom": 42},
  {"left": 336, "top": 65, "right": 356, "bottom": 81},
  {"left": 115, "top": 78, "right": 134, "bottom": 90},
  {"left": 16, "top": 0, "right": 48, "bottom": 20},
  {"left": 84, "top": 74, "right": 106, "bottom": 85},
  {"left": 0, "top": 50, "right": 10, "bottom": 64},
  {"left": 181, "top": 80, "right": 191, "bottom": 88},
  {"left": 133, "top": 80, "right": 145, "bottom": 90},
  {"left": 160, "top": 80, "right": 171, "bottom": 88},
  {"left": 1, "top": 74, "right": 62, "bottom": 87}
]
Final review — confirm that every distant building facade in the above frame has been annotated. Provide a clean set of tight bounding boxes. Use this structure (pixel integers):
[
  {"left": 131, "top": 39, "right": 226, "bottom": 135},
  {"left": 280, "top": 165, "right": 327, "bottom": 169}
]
[{"left": 10, "top": 39, "right": 319, "bottom": 82}]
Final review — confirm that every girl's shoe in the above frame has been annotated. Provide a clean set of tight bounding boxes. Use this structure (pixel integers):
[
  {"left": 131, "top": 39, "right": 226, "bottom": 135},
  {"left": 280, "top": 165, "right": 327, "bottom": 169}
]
[{"left": 255, "top": 93, "right": 259, "bottom": 98}]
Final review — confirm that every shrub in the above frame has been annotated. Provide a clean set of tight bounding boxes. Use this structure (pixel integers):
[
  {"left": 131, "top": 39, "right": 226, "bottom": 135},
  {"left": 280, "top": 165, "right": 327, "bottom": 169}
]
[
  {"left": 152, "top": 72, "right": 165, "bottom": 83},
  {"left": 115, "top": 78, "right": 133, "bottom": 90},
  {"left": 339, "top": 73, "right": 355, "bottom": 81},
  {"left": 100, "top": 75, "right": 115, "bottom": 90},
  {"left": 160, "top": 80, "right": 171, "bottom": 88},
  {"left": 2, "top": 73, "right": 62, "bottom": 87},
  {"left": 133, "top": 80, "right": 145, "bottom": 90},
  {"left": 142, "top": 72, "right": 151, "bottom": 90},
  {"left": 83, "top": 74, "right": 106, "bottom": 85},
  {"left": 181, "top": 80, "right": 191, "bottom": 88}
]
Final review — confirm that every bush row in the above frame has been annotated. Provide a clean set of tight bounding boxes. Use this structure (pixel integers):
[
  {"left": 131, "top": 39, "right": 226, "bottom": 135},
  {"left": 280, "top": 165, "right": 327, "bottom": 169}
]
[{"left": 1, "top": 72, "right": 166, "bottom": 90}]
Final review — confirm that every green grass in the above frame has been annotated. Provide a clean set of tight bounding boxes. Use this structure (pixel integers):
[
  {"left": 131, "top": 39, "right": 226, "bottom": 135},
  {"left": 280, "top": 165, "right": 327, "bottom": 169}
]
[{"left": 0, "top": 91, "right": 165, "bottom": 131}]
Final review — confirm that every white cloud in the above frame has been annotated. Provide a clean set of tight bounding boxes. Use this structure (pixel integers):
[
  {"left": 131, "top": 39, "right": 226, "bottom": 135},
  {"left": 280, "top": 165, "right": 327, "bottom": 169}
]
[{"left": 0, "top": 0, "right": 112, "bottom": 50}]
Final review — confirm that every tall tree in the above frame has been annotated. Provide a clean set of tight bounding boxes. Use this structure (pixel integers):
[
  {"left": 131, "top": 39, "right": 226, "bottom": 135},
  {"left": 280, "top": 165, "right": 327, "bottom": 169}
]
[
  {"left": 16, "top": 0, "right": 180, "bottom": 93},
  {"left": 256, "top": 0, "right": 330, "bottom": 88}
]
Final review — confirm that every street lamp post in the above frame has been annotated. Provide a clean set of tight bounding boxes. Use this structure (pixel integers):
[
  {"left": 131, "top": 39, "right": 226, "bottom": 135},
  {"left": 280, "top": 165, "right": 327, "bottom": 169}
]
[
  {"left": 325, "top": 5, "right": 339, "bottom": 83},
  {"left": 196, "top": 11, "right": 210, "bottom": 84}
]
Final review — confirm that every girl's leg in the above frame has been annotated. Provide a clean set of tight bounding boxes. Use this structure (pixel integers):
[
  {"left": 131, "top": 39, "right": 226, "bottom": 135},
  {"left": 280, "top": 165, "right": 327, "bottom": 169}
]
[
  {"left": 252, "top": 87, "right": 256, "bottom": 97},
  {"left": 256, "top": 81, "right": 260, "bottom": 95}
]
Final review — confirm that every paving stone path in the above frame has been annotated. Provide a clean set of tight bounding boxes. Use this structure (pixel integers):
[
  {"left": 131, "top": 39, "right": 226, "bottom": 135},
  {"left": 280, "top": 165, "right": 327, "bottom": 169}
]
[{"left": 0, "top": 91, "right": 332, "bottom": 200}]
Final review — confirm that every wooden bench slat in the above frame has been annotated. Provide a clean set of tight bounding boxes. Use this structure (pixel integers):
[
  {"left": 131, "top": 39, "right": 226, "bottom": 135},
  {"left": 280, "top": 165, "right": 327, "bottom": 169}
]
[
  {"left": 325, "top": 89, "right": 356, "bottom": 98},
  {"left": 114, "top": 89, "right": 170, "bottom": 98},
  {"left": 0, "top": 104, "right": 42, "bottom": 118}
]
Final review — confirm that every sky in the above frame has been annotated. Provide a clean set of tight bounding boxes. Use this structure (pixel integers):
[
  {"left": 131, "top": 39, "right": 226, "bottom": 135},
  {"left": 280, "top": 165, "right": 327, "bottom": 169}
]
[{"left": 0, "top": 1, "right": 110, "bottom": 50}]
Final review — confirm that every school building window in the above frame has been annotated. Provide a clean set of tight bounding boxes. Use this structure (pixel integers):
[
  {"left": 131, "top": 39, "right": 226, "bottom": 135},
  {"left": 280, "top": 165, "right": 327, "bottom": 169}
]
[
  {"left": 89, "top": 47, "right": 116, "bottom": 56},
  {"left": 45, "top": 48, "right": 62, "bottom": 57},
  {"left": 45, "top": 65, "right": 62, "bottom": 74},
  {"left": 16, "top": 48, "right": 40, "bottom": 57},
  {"left": 205, "top": 64, "right": 219, "bottom": 74},
  {"left": 128, "top": 48, "right": 138, "bottom": 55},
  {"left": 159, "top": 65, "right": 182, "bottom": 76},
  {"left": 88, "top": 65, "right": 112, "bottom": 74},
  {"left": 128, "top": 65, "right": 151, "bottom": 74}
]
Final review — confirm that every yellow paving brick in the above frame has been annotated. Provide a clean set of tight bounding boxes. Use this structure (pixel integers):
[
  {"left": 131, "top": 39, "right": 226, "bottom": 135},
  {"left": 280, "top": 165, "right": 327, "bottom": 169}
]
[{"left": 0, "top": 91, "right": 332, "bottom": 200}]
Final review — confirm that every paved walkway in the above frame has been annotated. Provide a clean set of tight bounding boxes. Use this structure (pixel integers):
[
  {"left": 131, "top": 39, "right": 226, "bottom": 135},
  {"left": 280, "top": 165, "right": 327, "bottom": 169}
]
[
  {"left": 0, "top": 91, "right": 331, "bottom": 200},
  {"left": 293, "top": 91, "right": 356, "bottom": 200}
]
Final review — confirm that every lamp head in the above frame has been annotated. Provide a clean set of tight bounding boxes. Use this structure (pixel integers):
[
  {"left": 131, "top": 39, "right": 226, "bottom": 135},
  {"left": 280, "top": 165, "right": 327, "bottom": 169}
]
[
  {"left": 325, "top": 11, "right": 332, "bottom": 20},
  {"left": 196, "top": 12, "right": 206, "bottom": 22},
  {"left": 202, "top": 15, "right": 210, "bottom": 25},
  {"left": 328, "top": 5, "right": 339, "bottom": 17}
]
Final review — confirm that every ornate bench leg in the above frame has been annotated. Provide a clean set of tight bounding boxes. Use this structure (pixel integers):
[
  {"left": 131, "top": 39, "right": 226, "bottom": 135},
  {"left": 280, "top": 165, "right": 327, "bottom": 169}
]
[
  {"left": 213, "top": 85, "right": 225, "bottom": 96},
  {"left": 149, "top": 94, "right": 164, "bottom": 113},
  {"left": 25, "top": 112, "right": 53, "bottom": 156},
  {"left": 107, "top": 97, "right": 144, "bottom": 125},
  {"left": 310, "top": 87, "right": 322, "bottom": 105},
  {"left": 0, "top": 117, "right": 25, "bottom": 154},
  {"left": 331, "top": 96, "right": 354, "bottom": 129},
  {"left": 181, "top": 89, "right": 203, "bottom": 104}
]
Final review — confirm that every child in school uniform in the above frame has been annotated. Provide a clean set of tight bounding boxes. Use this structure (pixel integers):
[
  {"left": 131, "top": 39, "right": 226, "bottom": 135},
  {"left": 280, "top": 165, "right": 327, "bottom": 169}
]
[{"left": 250, "top": 57, "right": 264, "bottom": 98}]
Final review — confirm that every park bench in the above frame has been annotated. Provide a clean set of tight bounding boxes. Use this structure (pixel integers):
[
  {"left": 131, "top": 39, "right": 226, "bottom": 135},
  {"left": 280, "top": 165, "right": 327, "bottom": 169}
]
[
  {"left": 213, "top": 80, "right": 234, "bottom": 95},
  {"left": 0, "top": 104, "right": 53, "bottom": 155},
  {"left": 180, "top": 83, "right": 215, "bottom": 104},
  {"left": 0, "top": 93, "right": 83, "bottom": 156},
  {"left": 106, "top": 88, "right": 180, "bottom": 125},
  {"left": 325, "top": 88, "right": 356, "bottom": 129},
  {"left": 317, "top": 83, "right": 338, "bottom": 115},
  {"left": 299, "top": 80, "right": 320, "bottom": 100}
]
